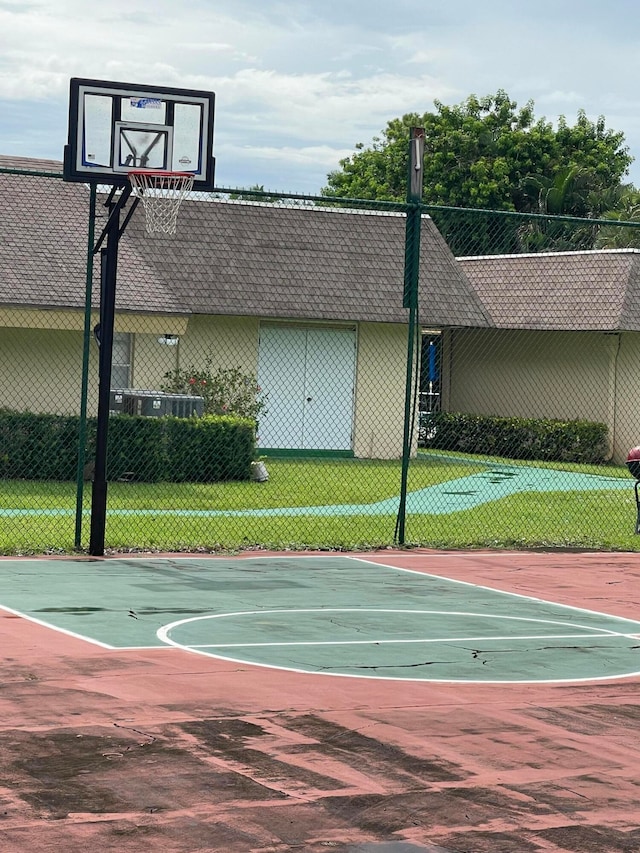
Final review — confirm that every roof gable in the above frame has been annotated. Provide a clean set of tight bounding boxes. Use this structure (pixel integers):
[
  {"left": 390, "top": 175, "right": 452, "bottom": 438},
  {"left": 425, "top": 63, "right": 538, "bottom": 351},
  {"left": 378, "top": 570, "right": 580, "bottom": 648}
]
[{"left": 459, "top": 250, "right": 640, "bottom": 332}]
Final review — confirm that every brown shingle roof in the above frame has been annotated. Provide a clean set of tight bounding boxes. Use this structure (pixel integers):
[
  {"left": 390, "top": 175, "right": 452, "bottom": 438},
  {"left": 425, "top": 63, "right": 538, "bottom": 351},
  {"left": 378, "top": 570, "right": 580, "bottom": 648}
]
[
  {"left": 124, "top": 199, "right": 491, "bottom": 327},
  {"left": 0, "top": 169, "right": 94, "bottom": 311},
  {"left": 0, "top": 156, "right": 491, "bottom": 327},
  {"left": 459, "top": 250, "right": 640, "bottom": 332},
  {"left": 0, "top": 169, "right": 186, "bottom": 315},
  {"left": 0, "top": 154, "right": 64, "bottom": 174}
]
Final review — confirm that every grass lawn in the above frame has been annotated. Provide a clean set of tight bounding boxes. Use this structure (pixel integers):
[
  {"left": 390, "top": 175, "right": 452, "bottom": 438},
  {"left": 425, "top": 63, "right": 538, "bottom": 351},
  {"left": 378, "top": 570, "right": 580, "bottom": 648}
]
[{"left": 0, "top": 453, "right": 637, "bottom": 554}]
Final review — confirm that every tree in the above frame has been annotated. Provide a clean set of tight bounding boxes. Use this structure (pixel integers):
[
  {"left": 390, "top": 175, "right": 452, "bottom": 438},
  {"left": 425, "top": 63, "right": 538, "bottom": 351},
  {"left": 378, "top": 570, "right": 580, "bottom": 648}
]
[
  {"left": 586, "top": 185, "right": 640, "bottom": 248},
  {"left": 322, "top": 92, "right": 632, "bottom": 253},
  {"left": 228, "top": 184, "right": 282, "bottom": 203},
  {"left": 517, "top": 166, "right": 599, "bottom": 252}
]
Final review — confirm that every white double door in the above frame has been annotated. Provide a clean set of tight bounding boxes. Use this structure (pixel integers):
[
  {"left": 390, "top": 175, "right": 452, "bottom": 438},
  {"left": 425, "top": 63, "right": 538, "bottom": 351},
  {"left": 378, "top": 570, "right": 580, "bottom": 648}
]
[{"left": 257, "top": 326, "right": 356, "bottom": 450}]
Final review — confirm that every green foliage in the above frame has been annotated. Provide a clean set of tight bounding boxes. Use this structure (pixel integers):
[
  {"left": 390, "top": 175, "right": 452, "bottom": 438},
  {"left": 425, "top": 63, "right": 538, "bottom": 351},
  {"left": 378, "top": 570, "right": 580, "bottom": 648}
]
[
  {"left": 0, "top": 409, "right": 256, "bottom": 483},
  {"left": 422, "top": 411, "right": 609, "bottom": 464},
  {"left": 164, "top": 415, "right": 255, "bottom": 482},
  {"left": 516, "top": 166, "right": 599, "bottom": 252},
  {"left": 0, "top": 410, "right": 80, "bottom": 480},
  {"left": 428, "top": 208, "right": 523, "bottom": 256},
  {"left": 161, "top": 356, "right": 267, "bottom": 421},
  {"left": 594, "top": 185, "right": 640, "bottom": 248},
  {"left": 323, "top": 91, "right": 632, "bottom": 253},
  {"left": 105, "top": 416, "right": 167, "bottom": 482}
]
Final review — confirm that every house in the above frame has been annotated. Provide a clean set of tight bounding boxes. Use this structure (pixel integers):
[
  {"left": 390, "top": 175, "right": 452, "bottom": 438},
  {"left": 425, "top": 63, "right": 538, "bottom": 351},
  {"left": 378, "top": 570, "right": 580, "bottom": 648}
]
[
  {"left": 0, "top": 155, "right": 490, "bottom": 459},
  {"left": 450, "top": 250, "right": 640, "bottom": 463}
]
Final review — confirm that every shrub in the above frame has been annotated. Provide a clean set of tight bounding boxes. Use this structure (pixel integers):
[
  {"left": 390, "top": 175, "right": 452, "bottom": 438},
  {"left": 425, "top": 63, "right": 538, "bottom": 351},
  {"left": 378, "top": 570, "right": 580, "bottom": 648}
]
[
  {"left": 161, "top": 355, "right": 267, "bottom": 421},
  {"left": 0, "top": 410, "right": 80, "bottom": 480},
  {"left": 164, "top": 415, "right": 255, "bottom": 482},
  {"left": 0, "top": 409, "right": 256, "bottom": 483},
  {"left": 101, "top": 416, "right": 167, "bottom": 482},
  {"left": 421, "top": 411, "right": 609, "bottom": 464}
]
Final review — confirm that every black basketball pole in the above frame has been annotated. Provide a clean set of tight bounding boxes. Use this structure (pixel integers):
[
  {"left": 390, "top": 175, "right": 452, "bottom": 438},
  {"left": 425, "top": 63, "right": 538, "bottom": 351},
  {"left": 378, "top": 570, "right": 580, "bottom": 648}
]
[
  {"left": 89, "top": 188, "right": 133, "bottom": 556},
  {"left": 395, "top": 127, "right": 425, "bottom": 546}
]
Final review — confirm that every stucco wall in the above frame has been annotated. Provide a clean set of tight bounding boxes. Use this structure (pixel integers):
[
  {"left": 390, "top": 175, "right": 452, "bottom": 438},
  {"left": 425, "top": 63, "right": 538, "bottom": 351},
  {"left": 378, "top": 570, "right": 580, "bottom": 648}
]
[
  {"left": 0, "top": 326, "right": 93, "bottom": 415},
  {"left": 353, "top": 321, "right": 413, "bottom": 459},
  {"left": 449, "top": 328, "right": 611, "bottom": 421},
  {"left": 177, "top": 315, "right": 260, "bottom": 375},
  {"left": 79, "top": 315, "right": 261, "bottom": 397},
  {"left": 446, "top": 328, "right": 640, "bottom": 463},
  {"left": 610, "top": 332, "right": 640, "bottom": 464}
]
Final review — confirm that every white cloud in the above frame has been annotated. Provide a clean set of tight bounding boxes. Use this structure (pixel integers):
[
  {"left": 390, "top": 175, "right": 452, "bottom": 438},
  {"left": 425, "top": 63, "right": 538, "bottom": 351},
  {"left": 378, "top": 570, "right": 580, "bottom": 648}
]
[
  {"left": 230, "top": 143, "right": 352, "bottom": 168},
  {"left": 2, "top": 0, "right": 640, "bottom": 191},
  {"left": 213, "top": 68, "right": 456, "bottom": 145},
  {"left": 539, "top": 90, "right": 585, "bottom": 107}
]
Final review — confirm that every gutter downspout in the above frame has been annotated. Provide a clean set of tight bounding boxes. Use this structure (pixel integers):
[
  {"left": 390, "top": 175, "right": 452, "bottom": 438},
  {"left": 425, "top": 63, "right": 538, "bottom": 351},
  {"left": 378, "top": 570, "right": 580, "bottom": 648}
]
[{"left": 605, "top": 332, "right": 621, "bottom": 462}]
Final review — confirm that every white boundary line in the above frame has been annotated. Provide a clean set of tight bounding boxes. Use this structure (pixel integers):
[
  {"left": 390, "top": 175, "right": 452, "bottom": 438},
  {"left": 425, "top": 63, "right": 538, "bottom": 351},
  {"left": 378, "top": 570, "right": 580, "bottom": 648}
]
[
  {"left": 347, "top": 555, "right": 640, "bottom": 628},
  {"left": 0, "top": 602, "right": 178, "bottom": 652},
  {"left": 157, "top": 606, "right": 640, "bottom": 684},
  {"left": 0, "top": 603, "right": 116, "bottom": 649},
  {"left": 188, "top": 634, "right": 624, "bottom": 649}
]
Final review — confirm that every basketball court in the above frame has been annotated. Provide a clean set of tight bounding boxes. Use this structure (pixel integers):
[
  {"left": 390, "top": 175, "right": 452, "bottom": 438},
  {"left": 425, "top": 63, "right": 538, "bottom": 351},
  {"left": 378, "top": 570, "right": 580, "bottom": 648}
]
[
  {"left": 2, "top": 549, "right": 640, "bottom": 852},
  {"left": 2, "top": 77, "right": 638, "bottom": 852}
]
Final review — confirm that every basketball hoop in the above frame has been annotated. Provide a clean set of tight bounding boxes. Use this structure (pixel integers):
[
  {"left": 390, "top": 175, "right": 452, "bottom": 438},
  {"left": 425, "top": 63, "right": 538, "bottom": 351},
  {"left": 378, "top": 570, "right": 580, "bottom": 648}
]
[{"left": 128, "top": 170, "right": 195, "bottom": 235}]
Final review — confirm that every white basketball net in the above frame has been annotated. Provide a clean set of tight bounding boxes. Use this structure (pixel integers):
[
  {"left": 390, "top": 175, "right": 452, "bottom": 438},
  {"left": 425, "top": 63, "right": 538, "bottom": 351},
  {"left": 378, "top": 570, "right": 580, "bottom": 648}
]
[{"left": 128, "top": 170, "right": 195, "bottom": 235}]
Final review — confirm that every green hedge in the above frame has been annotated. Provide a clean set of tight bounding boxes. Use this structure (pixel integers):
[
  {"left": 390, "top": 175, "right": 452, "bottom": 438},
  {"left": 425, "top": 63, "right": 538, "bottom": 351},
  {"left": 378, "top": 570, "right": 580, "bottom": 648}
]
[
  {"left": 421, "top": 411, "right": 609, "bottom": 464},
  {"left": 164, "top": 415, "right": 255, "bottom": 482},
  {"left": 0, "top": 410, "right": 256, "bottom": 482},
  {"left": 0, "top": 411, "right": 80, "bottom": 480},
  {"left": 105, "top": 416, "right": 168, "bottom": 482}
]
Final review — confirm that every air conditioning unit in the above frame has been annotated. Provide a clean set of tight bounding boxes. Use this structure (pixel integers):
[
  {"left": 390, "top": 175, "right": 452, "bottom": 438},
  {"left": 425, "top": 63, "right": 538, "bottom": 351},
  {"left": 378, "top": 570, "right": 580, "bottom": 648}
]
[
  {"left": 109, "top": 388, "right": 134, "bottom": 414},
  {"left": 124, "top": 390, "right": 166, "bottom": 417},
  {"left": 168, "top": 395, "right": 205, "bottom": 418},
  {"left": 110, "top": 390, "right": 204, "bottom": 418}
]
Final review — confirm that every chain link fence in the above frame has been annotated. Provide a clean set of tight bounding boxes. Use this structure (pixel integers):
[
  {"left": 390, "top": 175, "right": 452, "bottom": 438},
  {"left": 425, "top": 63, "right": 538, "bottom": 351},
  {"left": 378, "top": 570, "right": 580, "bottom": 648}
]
[{"left": 2, "top": 159, "right": 640, "bottom": 554}]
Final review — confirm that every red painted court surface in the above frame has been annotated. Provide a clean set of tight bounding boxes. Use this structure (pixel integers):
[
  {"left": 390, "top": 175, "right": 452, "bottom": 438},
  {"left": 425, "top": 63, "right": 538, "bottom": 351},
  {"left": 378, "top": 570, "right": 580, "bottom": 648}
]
[{"left": 2, "top": 549, "right": 640, "bottom": 852}]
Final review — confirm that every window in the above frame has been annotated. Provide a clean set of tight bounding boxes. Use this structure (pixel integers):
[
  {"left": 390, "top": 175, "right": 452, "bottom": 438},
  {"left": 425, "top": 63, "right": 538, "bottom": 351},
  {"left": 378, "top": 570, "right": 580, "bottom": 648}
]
[{"left": 111, "top": 333, "right": 132, "bottom": 389}]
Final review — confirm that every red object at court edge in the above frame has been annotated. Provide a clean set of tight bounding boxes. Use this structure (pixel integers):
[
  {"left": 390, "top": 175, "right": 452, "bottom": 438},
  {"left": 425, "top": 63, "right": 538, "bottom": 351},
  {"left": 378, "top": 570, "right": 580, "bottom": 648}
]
[{"left": 626, "top": 446, "right": 640, "bottom": 480}]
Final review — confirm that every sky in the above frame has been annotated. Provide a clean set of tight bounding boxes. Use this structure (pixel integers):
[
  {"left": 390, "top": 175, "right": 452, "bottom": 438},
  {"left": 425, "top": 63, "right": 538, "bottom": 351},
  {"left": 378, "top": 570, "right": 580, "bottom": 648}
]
[{"left": 3, "top": 0, "right": 640, "bottom": 195}]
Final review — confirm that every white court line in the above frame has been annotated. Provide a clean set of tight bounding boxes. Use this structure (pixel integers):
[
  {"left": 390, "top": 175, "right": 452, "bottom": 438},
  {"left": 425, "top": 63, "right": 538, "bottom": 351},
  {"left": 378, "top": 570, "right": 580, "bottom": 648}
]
[
  {"left": 162, "top": 552, "right": 640, "bottom": 633},
  {"left": 4, "top": 554, "right": 640, "bottom": 669},
  {"left": 188, "top": 632, "right": 628, "bottom": 649},
  {"left": 155, "top": 640, "right": 640, "bottom": 685},
  {"left": 0, "top": 603, "right": 116, "bottom": 649},
  {"left": 157, "top": 607, "right": 640, "bottom": 683},
  {"left": 347, "top": 555, "right": 640, "bottom": 629},
  {"left": 158, "top": 607, "right": 640, "bottom": 639}
]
